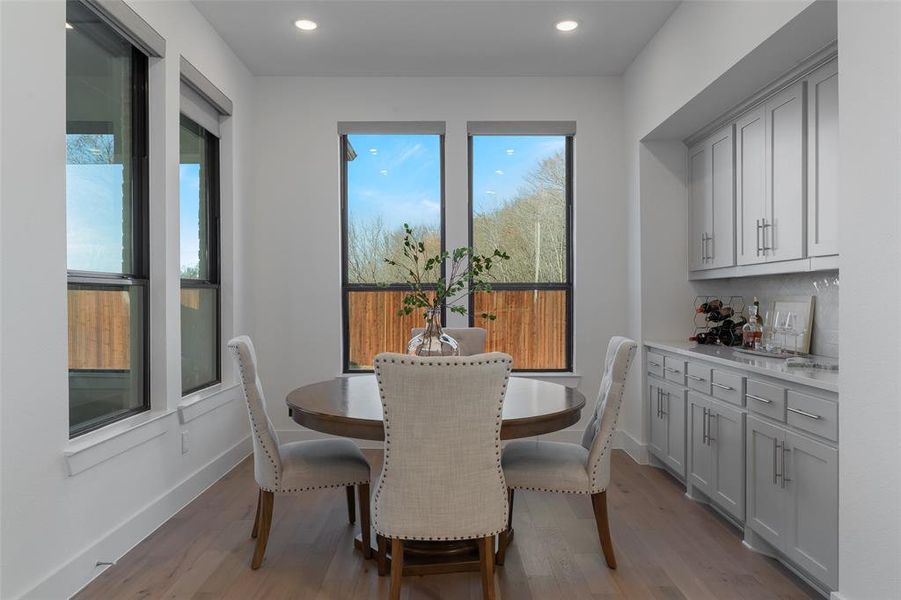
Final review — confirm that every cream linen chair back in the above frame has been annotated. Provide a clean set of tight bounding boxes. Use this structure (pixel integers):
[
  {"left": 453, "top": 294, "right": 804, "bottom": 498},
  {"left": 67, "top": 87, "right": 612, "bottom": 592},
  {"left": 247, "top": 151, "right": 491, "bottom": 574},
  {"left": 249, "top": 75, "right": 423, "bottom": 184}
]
[
  {"left": 228, "top": 336, "right": 282, "bottom": 491},
  {"left": 372, "top": 352, "right": 512, "bottom": 541},
  {"left": 410, "top": 327, "right": 487, "bottom": 356},
  {"left": 580, "top": 336, "right": 637, "bottom": 493}
]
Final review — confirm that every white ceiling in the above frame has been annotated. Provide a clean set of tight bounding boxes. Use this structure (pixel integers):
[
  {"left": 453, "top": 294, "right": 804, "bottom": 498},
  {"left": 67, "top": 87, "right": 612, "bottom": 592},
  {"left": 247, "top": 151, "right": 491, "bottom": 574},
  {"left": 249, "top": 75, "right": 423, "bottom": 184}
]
[{"left": 192, "top": 0, "right": 680, "bottom": 76}]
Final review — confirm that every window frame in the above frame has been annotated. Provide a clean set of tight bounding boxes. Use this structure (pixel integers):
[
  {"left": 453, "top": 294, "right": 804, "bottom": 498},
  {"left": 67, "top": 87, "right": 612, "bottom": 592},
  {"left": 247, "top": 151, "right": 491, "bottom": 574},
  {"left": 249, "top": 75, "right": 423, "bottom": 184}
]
[
  {"left": 339, "top": 133, "right": 447, "bottom": 373},
  {"left": 466, "top": 134, "right": 574, "bottom": 372},
  {"left": 67, "top": 30, "right": 150, "bottom": 437},
  {"left": 179, "top": 114, "right": 222, "bottom": 396}
]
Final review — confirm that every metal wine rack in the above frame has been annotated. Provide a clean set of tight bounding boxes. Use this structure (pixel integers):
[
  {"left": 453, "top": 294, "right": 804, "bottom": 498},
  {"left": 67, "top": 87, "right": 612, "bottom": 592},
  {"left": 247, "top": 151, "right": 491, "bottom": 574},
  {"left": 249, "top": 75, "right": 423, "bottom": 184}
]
[{"left": 693, "top": 296, "right": 746, "bottom": 346}]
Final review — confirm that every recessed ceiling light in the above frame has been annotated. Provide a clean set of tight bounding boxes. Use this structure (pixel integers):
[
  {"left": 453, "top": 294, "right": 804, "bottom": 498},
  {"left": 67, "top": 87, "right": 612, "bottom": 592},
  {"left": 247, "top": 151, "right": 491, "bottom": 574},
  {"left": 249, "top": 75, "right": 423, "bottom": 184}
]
[
  {"left": 555, "top": 20, "right": 579, "bottom": 32},
  {"left": 65, "top": 22, "right": 74, "bottom": 30},
  {"left": 294, "top": 19, "right": 318, "bottom": 31}
]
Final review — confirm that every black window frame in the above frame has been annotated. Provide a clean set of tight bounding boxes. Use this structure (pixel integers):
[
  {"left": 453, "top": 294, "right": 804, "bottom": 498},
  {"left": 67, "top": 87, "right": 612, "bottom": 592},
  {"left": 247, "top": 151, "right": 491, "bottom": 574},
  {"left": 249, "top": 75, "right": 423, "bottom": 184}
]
[
  {"left": 339, "top": 133, "right": 447, "bottom": 373},
  {"left": 467, "top": 134, "right": 574, "bottom": 372},
  {"left": 179, "top": 114, "right": 222, "bottom": 396},
  {"left": 67, "top": 6, "right": 150, "bottom": 437}
]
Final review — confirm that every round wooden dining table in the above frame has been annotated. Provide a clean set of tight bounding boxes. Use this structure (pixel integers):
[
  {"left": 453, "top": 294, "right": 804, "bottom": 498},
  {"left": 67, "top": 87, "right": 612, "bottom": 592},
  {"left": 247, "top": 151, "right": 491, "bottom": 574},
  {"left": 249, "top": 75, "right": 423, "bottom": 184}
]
[{"left": 285, "top": 374, "right": 586, "bottom": 575}]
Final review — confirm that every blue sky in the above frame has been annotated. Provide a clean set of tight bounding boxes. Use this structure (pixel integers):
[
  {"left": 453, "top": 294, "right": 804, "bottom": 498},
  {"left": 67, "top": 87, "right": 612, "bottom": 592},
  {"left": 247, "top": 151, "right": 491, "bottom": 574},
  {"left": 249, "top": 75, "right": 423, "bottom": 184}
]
[
  {"left": 66, "top": 163, "right": 128, "bottom": 273},
  {"left": 180, "top": 164, "right": 201, "bottom": 275},
  {"left": 347, "top": 134, "right": 441, "bottom": 230},
  {"left": 346, "top": 133, "right": 564, "bottom": 231},
  {"left": 472, "top": 135, "right": 565, "bottom": 214}
]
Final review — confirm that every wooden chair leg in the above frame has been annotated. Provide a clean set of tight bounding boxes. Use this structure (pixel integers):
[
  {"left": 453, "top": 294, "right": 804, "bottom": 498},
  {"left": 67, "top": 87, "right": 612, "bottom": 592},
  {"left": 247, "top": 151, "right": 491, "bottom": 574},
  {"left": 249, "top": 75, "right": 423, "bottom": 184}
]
[
  {"left": 496, "top": 488, "right": 514, "bottom": 565},
  {"left": 591, "top": 490, "right": 617, "bottom": 569},
  {"left": 251, "top": 491, "right": 274, "bottom": 569},
  {"left": 389, "top": 538, "right": 404, "bottom": 600},
  {"left": 478, "top": 535, "right": 497, "bottom": 600},
  {"left": 376, "top": 534, "right": 388, "bottom": 576},
  {"left": 357, "top": 483, "right": 372, "bottom": 559},
  {"left": 345, "top": 485, "right": 356, "bottom": 524},
  {"left": 251, "top": 488, "right": 262, "bottom": 539}
]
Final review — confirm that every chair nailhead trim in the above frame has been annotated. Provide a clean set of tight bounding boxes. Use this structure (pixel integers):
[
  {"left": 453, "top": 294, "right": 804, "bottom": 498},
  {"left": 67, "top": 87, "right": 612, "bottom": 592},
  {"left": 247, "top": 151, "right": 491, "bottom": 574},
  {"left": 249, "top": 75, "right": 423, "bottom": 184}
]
[
  {"left": 372, "top": 355, "right": 513, "bottom": 540},
  {"left": 230, "top": 345, "right": 281, "bottom": 489}
]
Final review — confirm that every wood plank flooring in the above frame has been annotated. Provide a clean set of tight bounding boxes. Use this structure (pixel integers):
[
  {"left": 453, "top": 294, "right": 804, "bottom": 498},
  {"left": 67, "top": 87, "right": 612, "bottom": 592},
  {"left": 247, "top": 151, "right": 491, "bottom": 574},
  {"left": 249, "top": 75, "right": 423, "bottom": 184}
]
[{"left": 76, "top": 450, "right": 818, "bottom": 599}]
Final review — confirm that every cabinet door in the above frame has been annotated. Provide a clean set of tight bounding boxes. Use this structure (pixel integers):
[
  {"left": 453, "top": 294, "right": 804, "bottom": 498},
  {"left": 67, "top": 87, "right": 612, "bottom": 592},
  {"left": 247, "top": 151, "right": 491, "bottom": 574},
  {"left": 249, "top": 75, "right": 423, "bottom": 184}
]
[
  {"left": 747, "top": 416, "right": 789, "bottom": 549},
  {"left": 688, "top": 143, "right": 710, "bottom": 271},
  {"left": 662, "top": 384, "right": 687, "bottom": 477},
  {"left": 708, "top": 125, "right": 736, "bottom": 269},
  {"left": 785, "top": 431, "right": 838, "bottom": 589},
  {"left": 736, "top": 107, "right": 767, "bottom": 265},
  {"left": 687, "top": 394, "right": 712, "bottom": 493},
  {"left": 765, "top": 81, "right": 806, "bottom": 262},
  {"left": 648, "top": 382, "right": 667, "bottom": 458},
  {"left": 710, "top": 401, "right": 745, "bottom": 522},
  {"left": 806, "top": 60, "right": 839, "bottom": 257}
]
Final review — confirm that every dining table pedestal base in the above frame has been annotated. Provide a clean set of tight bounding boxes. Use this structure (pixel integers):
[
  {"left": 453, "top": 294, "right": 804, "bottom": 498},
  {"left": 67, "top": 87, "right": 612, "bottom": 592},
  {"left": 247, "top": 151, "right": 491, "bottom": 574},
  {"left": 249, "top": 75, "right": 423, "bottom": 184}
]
[{"left": 355, "top": 534, "right": 492, "bottom": 575}]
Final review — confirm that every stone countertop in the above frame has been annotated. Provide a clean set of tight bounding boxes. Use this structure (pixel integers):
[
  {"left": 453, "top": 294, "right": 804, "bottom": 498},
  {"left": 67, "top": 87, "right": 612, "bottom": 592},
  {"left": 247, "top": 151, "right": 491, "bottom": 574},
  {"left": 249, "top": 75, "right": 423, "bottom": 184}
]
[{"left": 644, "top": 340, "right": 839, "bottom": 394}]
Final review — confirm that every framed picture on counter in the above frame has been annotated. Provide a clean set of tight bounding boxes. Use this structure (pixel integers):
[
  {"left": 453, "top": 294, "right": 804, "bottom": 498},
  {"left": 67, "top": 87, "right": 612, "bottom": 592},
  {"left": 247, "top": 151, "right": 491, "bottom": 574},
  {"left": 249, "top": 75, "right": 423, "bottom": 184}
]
[{"left": 768, "top": 296, "right": 815, "bottom": 354}]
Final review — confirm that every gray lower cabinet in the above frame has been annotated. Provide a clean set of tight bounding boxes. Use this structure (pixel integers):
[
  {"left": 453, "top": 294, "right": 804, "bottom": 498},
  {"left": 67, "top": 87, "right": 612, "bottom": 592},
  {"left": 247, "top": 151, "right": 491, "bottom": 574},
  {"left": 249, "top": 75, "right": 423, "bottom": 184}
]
[
  {"left": 688, "top": 393, "right": 745, "bottom": 522},
  {"left": 648, "top": 379, "right": 687, "bottom": 478},
  {"left": 747, "top": 414, "right": 838, "bottom": 590}
]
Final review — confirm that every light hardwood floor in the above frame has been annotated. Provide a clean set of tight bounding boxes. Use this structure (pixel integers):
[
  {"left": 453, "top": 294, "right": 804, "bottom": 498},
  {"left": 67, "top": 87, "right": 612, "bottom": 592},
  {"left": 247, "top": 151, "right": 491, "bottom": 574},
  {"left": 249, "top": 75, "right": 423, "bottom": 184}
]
[{"left": 76, "top": 450, "right": 817, "bottom": 599}]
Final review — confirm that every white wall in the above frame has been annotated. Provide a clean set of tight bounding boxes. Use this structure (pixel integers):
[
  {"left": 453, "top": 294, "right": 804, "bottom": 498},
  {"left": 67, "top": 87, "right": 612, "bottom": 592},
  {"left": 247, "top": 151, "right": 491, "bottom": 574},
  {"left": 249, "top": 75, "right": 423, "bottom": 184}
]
[
  {"left": 0, "top": 1, "right": 255, "bottom": 597},
  {"left": 620, "top": 0, "right": 814, "bottom": 457},
  {"left": 249, "top": 76, "right": 627, "bottom": 442},
  {"left": 835, "top": 2, "right": 901, "bottom": 598}
]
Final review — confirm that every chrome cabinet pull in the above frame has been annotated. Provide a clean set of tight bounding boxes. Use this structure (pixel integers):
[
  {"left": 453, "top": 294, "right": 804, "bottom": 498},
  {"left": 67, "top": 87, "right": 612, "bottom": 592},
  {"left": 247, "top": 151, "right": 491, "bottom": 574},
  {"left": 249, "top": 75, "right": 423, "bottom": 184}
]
[
  {"left": 756, "top": 219, "right": 762, "bottom": 256},
  {"left": 655, "top": 388, "right": 660, "bottom": 418},
  {"left": 712, "top": 382, "right": 734, "bottom": 391},
  {"left": 701, "top": 233, "right": 706, "bottom": 262},
  {"left": 774, "top": 439, "right": 782, "bottom": 485},
  {"left": 787, "top": 406, "right": 821, "bottom": 420},
  {"left": 761, "top": 219, "right": 772, "bottom": 252},
  {"left": 706, "top": 411, "right": 716, "bottom": 445},
  {"left": 781, "top": 445, "right": 791, "bottom": 488},
  {"left": 664, "top": 366, "right": 681, "bottom": 374},
  {"left": 747, "top": 393, "right": 772, "bottom": 404},
  {"left": 687, "top": 374, "right": 705, "bottom": 382},
  {"left": 660, "top": 391, "right": 668, "bottom": 417},
  {"left": 648, "top": 361, "right": 661, "bottom": 368},
  {"left": 701, "top": 407, "right": 708, "bottom": 445}
]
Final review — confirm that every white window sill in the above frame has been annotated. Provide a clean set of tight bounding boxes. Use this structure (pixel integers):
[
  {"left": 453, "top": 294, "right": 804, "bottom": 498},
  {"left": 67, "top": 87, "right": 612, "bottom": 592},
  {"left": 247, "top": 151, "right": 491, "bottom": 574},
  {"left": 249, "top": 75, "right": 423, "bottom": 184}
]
[
  {"left": 64, "top": 408, "right": 176, "bottom": 476},
  {"left": 178, "top": 383, "right": 241, "bottom": 424}
]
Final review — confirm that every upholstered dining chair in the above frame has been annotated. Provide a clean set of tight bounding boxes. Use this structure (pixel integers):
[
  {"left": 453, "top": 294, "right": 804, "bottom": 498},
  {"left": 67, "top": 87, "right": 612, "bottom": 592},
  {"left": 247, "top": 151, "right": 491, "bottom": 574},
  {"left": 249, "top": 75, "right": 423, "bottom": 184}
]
[
  {"left": 372, "top": 352, "right": 513, "bottom": 600},
  {"left": 228, "top": 336, "right": 372, "bottom": 569},
  {"left": 499, "top": 336, "right": 637, "bottom": 569},
  {"left": 410, "top": 326, "right": 487, "bottom": 356}
]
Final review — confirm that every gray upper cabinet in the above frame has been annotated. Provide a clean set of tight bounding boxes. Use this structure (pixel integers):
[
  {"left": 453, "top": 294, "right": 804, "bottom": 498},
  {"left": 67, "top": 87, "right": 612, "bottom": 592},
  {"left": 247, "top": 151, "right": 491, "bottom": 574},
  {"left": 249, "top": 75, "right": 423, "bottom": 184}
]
[
  {"left": 689, "top": 125, "right": 736, "bottom": 271},
  {"left": 806, "top": 59, "right": 839, "bottom": 257},
  {"left": 736, "top": 107, "right": 767, "bottom": 265},
  {"left": 765, "top": 81, "right": 806, "bottom": 263}
]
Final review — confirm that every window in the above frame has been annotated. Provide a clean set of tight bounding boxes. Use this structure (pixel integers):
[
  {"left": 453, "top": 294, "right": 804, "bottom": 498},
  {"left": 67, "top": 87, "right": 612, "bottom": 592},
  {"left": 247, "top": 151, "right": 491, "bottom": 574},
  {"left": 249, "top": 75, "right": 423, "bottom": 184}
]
[
  {"left": 66, "top": 0, "right": 149, "bottom": 436},
  {"left": 179, "top": 115, "right": 220, "bottom": 394},
  {"left": 469, "top": 134, "right": 573, "bottom": 371},
  {"left": 341, "top": 131, "right": 444, "bottom": 371}
]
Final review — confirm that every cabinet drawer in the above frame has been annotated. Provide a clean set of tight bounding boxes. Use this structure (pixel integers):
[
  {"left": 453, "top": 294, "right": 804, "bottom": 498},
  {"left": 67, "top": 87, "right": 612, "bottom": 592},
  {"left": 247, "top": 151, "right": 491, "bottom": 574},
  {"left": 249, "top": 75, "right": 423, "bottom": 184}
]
[
  {"left": 647, "top": 351, "right": 664, "bottom": 378},
  {"left": 711, "top": 370, "right": 744, "bottom": 406},
  {"left": 746, "top": 379, "right": 785, "bottom": 421},
  {"left": 663, "top": 356, "right": 687, "bottom": 385},
  {"left": 787, "top": 391, "right": 837, "bottom": 442},
  {"left": 686, "top": 362, "right": 711, "bottom": 395}
]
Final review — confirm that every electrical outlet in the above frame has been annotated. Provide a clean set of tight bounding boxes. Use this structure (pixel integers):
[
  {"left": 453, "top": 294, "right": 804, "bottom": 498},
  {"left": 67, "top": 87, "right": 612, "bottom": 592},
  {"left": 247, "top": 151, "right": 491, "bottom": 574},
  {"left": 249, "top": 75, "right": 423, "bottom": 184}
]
[{"left": 181, "top": 431, "right": 189, "bottom": 454}]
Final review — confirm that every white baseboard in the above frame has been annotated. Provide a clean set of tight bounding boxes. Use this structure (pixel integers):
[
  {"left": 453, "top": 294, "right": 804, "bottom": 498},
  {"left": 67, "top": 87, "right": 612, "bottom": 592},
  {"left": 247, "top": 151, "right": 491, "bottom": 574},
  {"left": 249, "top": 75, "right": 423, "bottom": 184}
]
[
  {"left": 614, "top": 429, "right": 648, "bottom": 464},
  {"left": 22, "top": 435, "right": 252, "bottom": 600},
  {"left": 829, "top": 593, "right": 848, "bottom": 600}
]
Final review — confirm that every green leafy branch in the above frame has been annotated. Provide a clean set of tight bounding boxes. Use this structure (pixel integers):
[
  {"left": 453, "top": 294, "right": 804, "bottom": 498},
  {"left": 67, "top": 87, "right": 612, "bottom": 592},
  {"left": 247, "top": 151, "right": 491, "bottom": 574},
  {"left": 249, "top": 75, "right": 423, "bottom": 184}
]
[{"left": 383, "top": 223, "right": 510, "bottom": 320}]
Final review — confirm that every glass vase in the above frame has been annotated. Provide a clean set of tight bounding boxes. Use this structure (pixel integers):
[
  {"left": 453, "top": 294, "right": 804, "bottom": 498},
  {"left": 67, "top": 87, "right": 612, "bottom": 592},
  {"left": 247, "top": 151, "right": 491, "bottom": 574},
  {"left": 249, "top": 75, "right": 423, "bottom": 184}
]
[{"left": 407, "top": 308, "right": 460, "bottom": 357}]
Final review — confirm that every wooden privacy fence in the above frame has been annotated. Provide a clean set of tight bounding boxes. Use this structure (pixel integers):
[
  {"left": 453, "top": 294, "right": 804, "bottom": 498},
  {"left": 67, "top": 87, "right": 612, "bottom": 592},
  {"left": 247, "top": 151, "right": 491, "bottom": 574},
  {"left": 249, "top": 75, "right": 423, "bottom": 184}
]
[{"left": 347, "top": 289, "right": 567, "bottom": 370}]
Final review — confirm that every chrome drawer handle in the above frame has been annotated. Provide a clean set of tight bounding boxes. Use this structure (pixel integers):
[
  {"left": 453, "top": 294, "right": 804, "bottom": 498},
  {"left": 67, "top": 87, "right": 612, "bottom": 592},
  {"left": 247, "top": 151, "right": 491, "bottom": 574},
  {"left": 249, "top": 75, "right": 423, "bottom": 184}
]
[
  {"left": 712, "top": 382, "right": 734, "bottom": 391},
  {"left": 687, "top": 374, "right": 706, "bottom": 382},
  {"left": 648, "top": 361, "right": 661, "bottom": 368},
  {"left": 787, "top": 407, "right": 821, "bottom": 420},
  {"left": 747, "top": 393, "right": 772, "bottom": 404},
  {"left": 664, "top": 367, "right": 681, "bottom": 374}
]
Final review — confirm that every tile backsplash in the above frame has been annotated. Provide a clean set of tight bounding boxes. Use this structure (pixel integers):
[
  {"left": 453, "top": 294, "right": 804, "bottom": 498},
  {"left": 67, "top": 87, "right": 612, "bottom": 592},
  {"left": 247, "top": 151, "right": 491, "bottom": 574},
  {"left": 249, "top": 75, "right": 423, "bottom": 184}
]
[{"left": 691, "top": 270, "right": 839, "bottom": 358}]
